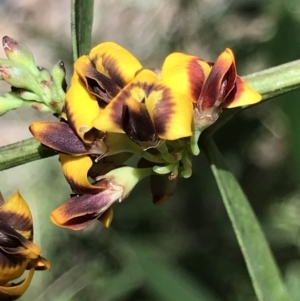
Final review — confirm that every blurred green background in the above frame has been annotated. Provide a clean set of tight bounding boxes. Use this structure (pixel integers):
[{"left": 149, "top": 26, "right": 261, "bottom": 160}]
[{"left": 1, "top": 1, "right": 300, "bottom": 300}]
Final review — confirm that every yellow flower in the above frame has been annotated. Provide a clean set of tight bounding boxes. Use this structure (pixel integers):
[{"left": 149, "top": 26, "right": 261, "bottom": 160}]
[
  {"left": 29, "top": 42, "right": 151, "bottom": 156},
  {"left": 29, "top": 42, "right": 262, "bottom": 230},
  {"left": 0, "top": 191, "right": 50, "bottom": 300},
  {"left": 161, "top": 48, "right": 262, "bottom": 131},
  {"left": 50, "top": 154, "right": 153, "bottom": 230},
  {"left": 92, "top": 68, "right": 193, "bottom": 149}
]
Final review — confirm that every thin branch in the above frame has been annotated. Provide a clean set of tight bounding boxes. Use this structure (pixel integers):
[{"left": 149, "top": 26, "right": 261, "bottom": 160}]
[
  {"left": 1, "top": 59, "right": 300, "bottom": 171},
  {"left": 0, "top": 138, "right": 55, "bottom": 171}
]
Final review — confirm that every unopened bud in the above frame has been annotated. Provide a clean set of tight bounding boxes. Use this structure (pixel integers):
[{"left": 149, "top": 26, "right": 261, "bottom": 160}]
[
  {"left": 18, "top": 90, "right": 41, "bottom": 102},
  {"left": 51, "top": 61, "right": 66, "bottom": 100},
  {"left": 2, "top": 36, "right": 39, "bottom": 77},
  {"left": 0, "top": 59, "right": 43, "bottom": 96},
  {"left": 38, "top": 67, "right": 52, "bottom": 82}
]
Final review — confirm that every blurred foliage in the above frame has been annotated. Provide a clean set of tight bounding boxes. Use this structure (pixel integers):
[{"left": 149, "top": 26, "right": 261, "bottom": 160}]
[{"left": 1, "top": 0, "right": 300, "bottom": 300}]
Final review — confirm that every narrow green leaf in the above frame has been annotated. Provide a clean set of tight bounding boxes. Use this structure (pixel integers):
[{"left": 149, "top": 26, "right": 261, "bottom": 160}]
[
  {"left": 202, "top": 138, "right": 291, "bottom": 301},
  {"left": 71, "top": 0, "right": 94, "bottom": 61}
]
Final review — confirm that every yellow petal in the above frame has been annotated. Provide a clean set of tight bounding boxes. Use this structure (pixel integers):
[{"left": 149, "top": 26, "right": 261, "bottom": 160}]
[
  {"left": 225, "top": 76, "right": 262, "bottom": 108},
  {"left": 92, "top": 69, "right": 158, "bottom": 134},
  {"left": 0, "top": 221, "right": 41, "bottom": 260},
  {"left": 0, "top": 191, "right": 33, "bottom": 240},
  {"left": 146, "top": 84, "right": 193, "bottom": 140},
  {"left": 65, "top": 72, "right": 100, "bottom": 144},
  {"left": 161, "top": 52, "right": 211, "bottom": 102},
  {"left": 98, "top": 207, "right": 113, "bottom": 228},
  {"left": 59, "top": 154, "right": 103, "bottom": 194},
  {"left": 30, "top": 121, "right": 90, "bottom": 155},
  {"left": 74, "top": 55, "right": 121, "bottom": 103},
  {"left": 89, "top": 42, "right": 143, "bottom": 87},
  {"left": 0, "top": 254, "right": 28, "bottom": 285},
  {"left": 27, "top": 255, "right": 51, "bottom": 271},
  {"left": 0, "top": 268, "right": 34, "bottom": 301}
]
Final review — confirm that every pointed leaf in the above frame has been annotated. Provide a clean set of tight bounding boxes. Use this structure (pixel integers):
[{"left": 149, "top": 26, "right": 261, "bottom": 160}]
[
  {"left": 71, "top": 0, "right": 94, "bottom": 61},
  {"left": 203, "top": 138, "right": 292, "bottom": 301}
]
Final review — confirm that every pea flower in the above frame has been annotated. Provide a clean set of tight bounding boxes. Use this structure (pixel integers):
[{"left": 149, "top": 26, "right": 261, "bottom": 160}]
[
  {"left": 0, "top": 191, "right": 51, "bottom": 300},
  {"left": 30, "top": 41, "right": 262, "bottom": 230},
  {"left": 30, "top": 42, "right": 161, "bottom": 157},
  {"left": 161, "top": 48, "right": 262, "bottom": 154},
  {"left": 50, "top": 154, "right": 153, "bottom": 230}
]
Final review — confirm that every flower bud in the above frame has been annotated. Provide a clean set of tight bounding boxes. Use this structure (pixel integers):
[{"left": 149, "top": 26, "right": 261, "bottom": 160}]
[
  {"left": 0, "top": 191, "right": 50, "bottom": 300},
  {"left": 0, "top": 59, "right": 44, "bottom": 96},
  {"left": 38, "top": 66, "right": 52, "bottom": 82},
  {"left": 51, "top": 61, "right": 66, "bottom": 101},
  {"left": 2, "top": 36, "right": 40, "bottom": 77}
]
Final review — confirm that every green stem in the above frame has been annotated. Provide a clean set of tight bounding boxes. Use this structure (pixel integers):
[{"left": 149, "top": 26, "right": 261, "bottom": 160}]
[
  {"left": 244, "top": 59, "right": 300, "bottom": 100},
  {"left": 71, "top": 0, "right": 94, "bottom": 62},
  {"left": 0, "top": 138, "right": 55, "bottom": 171},
  {"left": 1, "top": 59, "right": 300, "bottom": 170}
]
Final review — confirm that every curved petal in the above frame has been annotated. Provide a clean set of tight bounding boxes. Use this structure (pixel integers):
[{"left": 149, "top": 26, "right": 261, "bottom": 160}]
[
  {"left": 146, "top": 84, "right": 193, "bottom": 140},
  {"left": 94, "top": 68, "right": 193, "bottom": 141},
  {"left": 121, "top": 98, "right": 159, "bottom": 148},
  {"left": 92, "top": 69, "right": 158, "bottom": 135},
  {"left": 65, "top": 72, "right": 101, "bottom": 144},
  {"left": 224, "top": 76, "right": 262, "bottom": 108},
  {"left": 27, "top": 256, "right": 51, "bottom": 271},
  {"left": 30, "top": 121, "right": 91, "bottom": 155},
  {"left": 161, "top": 52, "right": 211, "bottom": 102},
  {"left": 98, "top": 207, "right": 113, "bottom": 228},
  {"left": 0, "top": 251, "right": 27, "bottom": 284},
  {"left": 74, "top": 55, "right": 121, "bottom": 103},
  {"left": 0, "top": 268, "right": 34, "bottom": 301},
  {"left": 89, "top": 42, "right": 143, "bottom": 87},
  {"left": 0, "top": 191, "right": 32, "bottom": 240},
  {"left": 50, "top": 188, "right": 122, "bottom": 230},
  {"left": 198, "top": 48, "right": 236, "bottom": 111},
  {"left": 0, "top": 221, "right": 41, "bottom": 259},
  {"left": 59, "top": 154, "right": 104, "bottom": 194}
]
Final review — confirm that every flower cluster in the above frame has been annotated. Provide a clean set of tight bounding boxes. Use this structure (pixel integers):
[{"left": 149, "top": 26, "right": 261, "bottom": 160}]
[
  {"left": 0, "top": 191, "right": 50, "bottom": 300},
  {"left": 30, "top": 42, "right": 261, "bottom": 230},
  {"left": 0, "top": 36, "right": 66, "bottom": 115}
]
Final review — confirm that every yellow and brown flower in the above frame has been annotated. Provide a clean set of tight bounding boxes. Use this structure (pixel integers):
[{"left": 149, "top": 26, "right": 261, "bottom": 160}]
[
  {"left": 50, "top": 154, "right": 153, "bottom": 230},
  {"left": 29, "top": 42, "right": 151, "bottom": 156},
  {"left": 0, "top": 191, "right": 50, "bottom": 300},
  {"left": 92, "top": 68, "right": 193, "bottom": 149},
  {"left": 29, "top": 42, "right": 262, "bottom": 230},
  {"left": 161, "top": 48, "right": 262, "bottom": 131}
]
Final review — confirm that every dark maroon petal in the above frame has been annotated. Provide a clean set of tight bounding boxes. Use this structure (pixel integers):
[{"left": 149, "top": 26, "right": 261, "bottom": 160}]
[
  {"left": 198, "top": 49, "right": 237, "bottom": 111},
  {"left": 50, "top": 188, "right": 121, "bottom": 230},
  {"left": 30, "top": 121, "right": 91, "bottom": 155}
]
